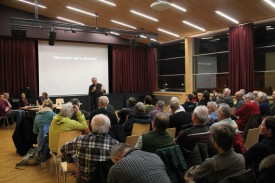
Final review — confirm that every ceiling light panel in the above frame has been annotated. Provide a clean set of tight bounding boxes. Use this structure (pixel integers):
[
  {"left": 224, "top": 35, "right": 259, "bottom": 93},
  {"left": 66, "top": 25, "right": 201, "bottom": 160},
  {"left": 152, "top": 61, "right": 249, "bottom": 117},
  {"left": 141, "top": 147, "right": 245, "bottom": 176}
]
[
  {"left": 215, "top": 11, "right": 239, "bottom": 24},
  {"left": 182, "top": 21, "right": 206, "bottom": 32},
  {"left": 110, "top": 31, "right": 120, "bottom": 35},
  {"left": 111, "top": 20, "right": 137, "bottom": 29},
  {"left": 57, "top": 17, "right": 84, "bottom": 25},
  {"left": 158, "top": 28, "right": 180, "bottom": 38},
  {"left": 264, "top": 0, "right": 275, "bottom": 8},
  {"left": 130, "top": 10, "right": 159, "bottom": 22},
  {"left": 98, "top": 0, "right": 116, "bottom": 7},
  {"left": 17, "top": 0, "right": 46, "bottom": 8},
  {"left": 170, "top": 3, "right": 187, "bottom": 12},
  {"left": 67, "top": 6, "right": 97, "bottom": 17}
]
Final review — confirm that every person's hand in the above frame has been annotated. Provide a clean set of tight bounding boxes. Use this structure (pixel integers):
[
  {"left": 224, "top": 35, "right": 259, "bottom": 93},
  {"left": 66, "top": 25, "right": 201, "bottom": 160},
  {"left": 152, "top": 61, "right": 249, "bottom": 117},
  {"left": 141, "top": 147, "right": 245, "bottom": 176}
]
[
  {"left": 5, "top": 107, "right": 10, "bottom": 112},
  {"left": 73, "top": 104, "right": 79, "bottom": 113},
  {"left": 92, "top": 86, "right": 96, "bottom": 92}
]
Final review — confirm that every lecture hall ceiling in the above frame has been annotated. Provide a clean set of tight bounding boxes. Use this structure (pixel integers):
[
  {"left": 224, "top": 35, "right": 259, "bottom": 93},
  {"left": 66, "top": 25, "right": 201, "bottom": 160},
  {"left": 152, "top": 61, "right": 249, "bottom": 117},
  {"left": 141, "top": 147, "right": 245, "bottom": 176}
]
[{"left": 1, "top": 0, "right": 275, "bottom": 44}]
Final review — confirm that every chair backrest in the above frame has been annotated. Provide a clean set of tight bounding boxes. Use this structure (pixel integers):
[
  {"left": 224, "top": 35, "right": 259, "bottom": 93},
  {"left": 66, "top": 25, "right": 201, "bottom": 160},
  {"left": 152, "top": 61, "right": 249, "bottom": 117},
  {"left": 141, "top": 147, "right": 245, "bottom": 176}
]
[
  {"left": 218, "top": 169, "right": 257, "bottom": 183},
  {"left": 55, "top": 98, "right": 65, "bottom": 106},
  {"left": 131, "top": 123, "right": 150, "bottom": 135},
  {"left": 166, "top": 128, "right": 176, "bottom": 138},
  {"left": 57, "top": 130, "right": 81, "bottom": 157},
  {"left": 125, "top": 135, "right": 140, "bottom": 148},
  {"left": 244, "top": 127, "right": 260, "bottom": 150}
]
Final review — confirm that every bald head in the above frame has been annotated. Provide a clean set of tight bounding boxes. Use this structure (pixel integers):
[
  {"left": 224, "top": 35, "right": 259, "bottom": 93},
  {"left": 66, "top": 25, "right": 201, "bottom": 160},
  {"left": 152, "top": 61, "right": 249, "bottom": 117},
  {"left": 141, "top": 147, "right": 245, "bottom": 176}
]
[
  {"left": 235, "top": 91, "right": 243, "bottom": 101},
  {"left": 99, "top": 96, "right": 109, "bottom": 107},
  {"left": 91, "top": 114, "right": 111, "bottom": 134}
]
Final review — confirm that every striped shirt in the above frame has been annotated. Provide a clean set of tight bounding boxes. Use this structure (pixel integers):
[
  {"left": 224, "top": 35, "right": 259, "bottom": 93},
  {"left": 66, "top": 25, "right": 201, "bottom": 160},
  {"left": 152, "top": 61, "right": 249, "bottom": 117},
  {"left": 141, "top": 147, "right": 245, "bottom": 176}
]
[{"left": 61, "top": 133, "right": 118, "bottom": 178}]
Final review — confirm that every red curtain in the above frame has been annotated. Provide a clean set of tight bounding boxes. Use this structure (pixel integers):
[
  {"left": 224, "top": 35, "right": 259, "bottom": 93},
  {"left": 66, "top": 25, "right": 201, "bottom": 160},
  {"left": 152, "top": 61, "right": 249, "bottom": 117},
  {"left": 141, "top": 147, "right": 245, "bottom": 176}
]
[
  {"left": 112, "top": 46, "right": 156, "bottom": 93},
  {"left": 0, "top": 38, "right": 37, "bottom": 97},
  {"left": 228, "top": 23, "right": 254, "bottom": 94}
]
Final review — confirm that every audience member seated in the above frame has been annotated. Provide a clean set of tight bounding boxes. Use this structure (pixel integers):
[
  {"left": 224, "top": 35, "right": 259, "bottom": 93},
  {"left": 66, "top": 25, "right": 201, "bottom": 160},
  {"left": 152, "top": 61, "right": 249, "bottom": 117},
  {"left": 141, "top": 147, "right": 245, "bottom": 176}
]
[
  {"left": 3, "top": 92, "right": 13, "bottom": 107},
  {"left": 107, "top": 143, "right": 171, "bottom": 183},
  {"left": 144, "top": 95, "right": 155, "bottom": 115},
  {"left": 206, "top": 101, "right": 218, "bottom": 126},
  {"left": 33, "top": 99, "right": 55, "bottom": 151},
  {"left": 0, "top": 93, "right": 24, "bottom": 125},
  {"left": 149, "top": 100, "right": 165, "bottom": 117},
  {"left": 118, "top": 97, "right": 137, "bottom": 125},
  {"left": 223, "top": 88, "right": 234, "bottom": 108},
  {"left": 61, "top": 114, "right": 118, "bottom": 183},
  {"left": 192, "top": 124, "right": 245, "bottom": 182},
  {"left": 234, "top": 92, "right": 260, "bottom": 131},
  {"left": 256, "top": 91, "right": 271, "bottom": 117},
  {"left": 192, "top": 91, "right": 199, "bottom": 103},
  {"left": 176, "top": 106, "right": 211, "bottom": 163},
  {"left": 198, "top": 90, "right": 210, "bottom": 106},
  {"left": 211, "top": 89, "right": 218, "bottom": 101},
  {"left": 167, "top": 96, "right": 185, "bottom": 115},
  {"left": 216, "top": 93, "right": 225, "bottom": 105},
  {"left": 212, "top": 104, "right": 246, "bottom": 154},
  {"left": 182, "top": 94, "right": 196, "bottom": 114},
  {"left": 239, "top": 88, "right": 246, "bottom": 95},
  {"left": 271, "top": 90, "right": 275, "bottom": 116},
  {"left": 244, "top": 116, "right": 275, "bottom": 177},
  {"left": 71, "top": 98, "right": 90, "bottom": 134},
  {"left": 38, "top": 92, "right": 50, "bottom": 105},
  {"left": 122, "top": 102, "right": 152, "bottom": 136},
  {"left": 169, "top": 102, "right": 192, "bottom": 136},
  {"left": 258, "top": 154, "right": 275, "bottom": 183},
  {"left": 49, "top": 102, "right": 88, "bottom": 153},
  {"left": 90, "top": 96, "right": 118, "bottom": 128},
  {"left": 235, "top": 91, "right": 245, "bottom": 110},
  {"left": 19, "top": 92, "right": 29, "bottom": 107},
  {"left": 135, "top": 112, "right": 175, "bottom": 153}
]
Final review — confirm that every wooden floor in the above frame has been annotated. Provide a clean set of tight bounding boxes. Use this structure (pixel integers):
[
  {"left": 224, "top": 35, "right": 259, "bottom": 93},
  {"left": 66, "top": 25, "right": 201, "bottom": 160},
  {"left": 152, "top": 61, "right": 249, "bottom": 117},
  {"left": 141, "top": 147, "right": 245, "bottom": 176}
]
[{"left": 0, "top": 124, "right": 75, "bottom": 183}]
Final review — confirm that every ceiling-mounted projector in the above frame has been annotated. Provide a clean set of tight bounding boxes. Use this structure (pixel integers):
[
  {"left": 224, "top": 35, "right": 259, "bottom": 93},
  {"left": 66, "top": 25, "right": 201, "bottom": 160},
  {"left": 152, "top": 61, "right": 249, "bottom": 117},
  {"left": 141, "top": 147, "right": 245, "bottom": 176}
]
[{"left": 150, "top": 0, "right": 171, "bottom": 11}]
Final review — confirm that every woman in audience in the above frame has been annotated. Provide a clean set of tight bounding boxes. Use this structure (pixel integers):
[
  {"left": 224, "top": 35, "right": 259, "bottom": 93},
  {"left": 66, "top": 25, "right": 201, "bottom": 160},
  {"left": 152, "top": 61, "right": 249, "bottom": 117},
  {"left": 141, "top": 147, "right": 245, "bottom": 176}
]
[
  {"left": 49, "top": 102, "right": 88, "bottom": 153},
  {"left": 198, "top": 90, "right": 210, "bottom": 106},
  {"left": 192, "top": 91, "right": 199, "bottom": 103},
  {"left": 19, "top": 92, "right": 29, "bottom": 107},
  {"left": 244, "top": 116, "right": 275, "bottom": 177},
  {"left": 33, "top": 99, "right": 55, "bottom": 151}
]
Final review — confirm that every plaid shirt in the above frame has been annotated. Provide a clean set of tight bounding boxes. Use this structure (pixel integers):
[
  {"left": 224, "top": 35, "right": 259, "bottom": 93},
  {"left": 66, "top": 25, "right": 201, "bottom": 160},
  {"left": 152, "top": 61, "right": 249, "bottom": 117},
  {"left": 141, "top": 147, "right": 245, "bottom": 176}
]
[{"left": 61, "top": 133, "right": 118, "bottom": 178}]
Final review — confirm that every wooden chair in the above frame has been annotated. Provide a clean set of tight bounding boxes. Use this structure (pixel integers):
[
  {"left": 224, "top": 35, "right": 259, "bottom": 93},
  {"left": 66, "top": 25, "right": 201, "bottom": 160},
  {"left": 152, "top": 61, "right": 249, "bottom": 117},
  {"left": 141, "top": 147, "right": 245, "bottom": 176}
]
[
  {"left": 244, "top": 127, "right": 260, "bottom": 150},
  {"left": 131, "top": 123, "right": 150, "bottom": 136},
  {"left": 59, "top": 162, "right": 77, "bottom": 183},
  {"left": 166, "top": 127, "right": 176, "bottom": 138},
  {"left": 126, "top": 135, "right": 140, "bottom": 148},
  {"left": 51, "top": 130, "right": 81, "bottom": 179},
  {"left": 55, "top": 98, "right": 65, "bottom": 106}
]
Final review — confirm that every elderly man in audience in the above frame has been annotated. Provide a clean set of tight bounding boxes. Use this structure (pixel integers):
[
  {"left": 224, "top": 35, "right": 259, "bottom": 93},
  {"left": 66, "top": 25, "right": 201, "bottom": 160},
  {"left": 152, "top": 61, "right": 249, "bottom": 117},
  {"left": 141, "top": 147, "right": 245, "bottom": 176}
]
[
  {"left": 107, "top": 143, "right": 171, "bottom": 183},
  {"left": 207, "top": 101, "right": 218, "bottom": 126},
  {"left": 169, "top": 102, "right": 192, "bottom": 136},
  {"left": 271, "top": 90, "right": 275, "bottom": 116},
  {"left": 143, "top": 95, "right": 155, "bottom": 115},
  {"left": 234, "top": 92, "right": 260, "bottom": 131},
  {"left": 223, "top": 88, "right": 234, "bottom": 107},
  {"left": 49, "top": 102, "right": 88, "bottom": 153},
  {"left": 239, "top": 89, "right": 246, "bottom": 95},
  {"left": 0, "top": 93, "right": 24, "bottom": 125},
  {"left": 235, "top": 91, "right": 245, "bottom": 110},
  {"left": 192, "top": 124, "right": 245, "bottom": 182},
  {"left": 38, "top": 92, "right": 51, "bottom": 105},
  {"left": 149, "top": 100, "right": 165, "bottom": 117},
  {"left": 244, "top": 116, "right": 275, "bottom": 177},
  {"left": 215, "top": 93, "right": 225, "bottom": 105},
  {"left": 118, "top": 97, "right": 137, "bottom": 125},
  {"left": 33, "top": 99, "right": 55, "bottom": 151},
  {"left": 135, "top": 112, "right": 175, "bottom": 153},
  {"left": 176, "top": 106, "right": 211, "bottom": 162},
  {"left": 61, "top": 114, "right": 118, "bottom": 183},
  {"left": 167, "top": 96, "right": 185, "bottom": 115},
  {"left": 90, "top": 96, "right": 118, "bottom": 127},
  {"left": 123, "top": 102, "right": 152, "bottom": 136},
  {"left": 256, "top": 91, "right": 271, "bottom": 117}
]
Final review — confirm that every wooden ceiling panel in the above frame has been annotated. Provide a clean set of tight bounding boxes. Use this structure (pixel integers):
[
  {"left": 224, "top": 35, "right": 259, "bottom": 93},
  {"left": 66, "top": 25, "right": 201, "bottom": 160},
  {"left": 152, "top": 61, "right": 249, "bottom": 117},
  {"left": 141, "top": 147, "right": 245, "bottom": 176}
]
[{"left": 2, "top": 0, "right": 275, "bottom": 44}]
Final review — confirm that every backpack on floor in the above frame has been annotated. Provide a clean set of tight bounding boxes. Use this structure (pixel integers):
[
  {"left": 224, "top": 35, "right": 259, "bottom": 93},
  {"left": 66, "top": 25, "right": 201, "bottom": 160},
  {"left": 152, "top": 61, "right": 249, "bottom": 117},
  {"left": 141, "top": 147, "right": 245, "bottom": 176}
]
[{"left": 16, "top": 147, "right": 41, "bottom": 167}]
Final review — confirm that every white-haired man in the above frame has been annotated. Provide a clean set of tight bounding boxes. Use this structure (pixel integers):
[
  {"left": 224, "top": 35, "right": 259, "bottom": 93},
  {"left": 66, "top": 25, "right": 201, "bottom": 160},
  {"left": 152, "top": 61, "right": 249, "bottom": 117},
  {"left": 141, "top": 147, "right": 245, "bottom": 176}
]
[
  {"left": 88, "top": 77, "right": 105, "bottom": 110},
  {"left": 256, "top": 91, "right": 271, "bottom": 117},
  {"left": 61, "top": 114, "right": 118, "bottom": 183},
  {"left": 223, "top": 88, "right": 234, "bottom": 108}
]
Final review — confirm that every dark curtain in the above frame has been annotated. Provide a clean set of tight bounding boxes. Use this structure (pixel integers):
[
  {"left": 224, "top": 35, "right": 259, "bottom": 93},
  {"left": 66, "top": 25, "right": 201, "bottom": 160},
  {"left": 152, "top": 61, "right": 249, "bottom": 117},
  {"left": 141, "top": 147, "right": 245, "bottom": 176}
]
[
  {"left": 112, "top": 46, "right": 156, "bottom": 93},
  {"left": 0, "top": 38, "right": 37, "bottom": 98},
  {"left": 228, "top": 23, "right": 254, "bottom": 93}
]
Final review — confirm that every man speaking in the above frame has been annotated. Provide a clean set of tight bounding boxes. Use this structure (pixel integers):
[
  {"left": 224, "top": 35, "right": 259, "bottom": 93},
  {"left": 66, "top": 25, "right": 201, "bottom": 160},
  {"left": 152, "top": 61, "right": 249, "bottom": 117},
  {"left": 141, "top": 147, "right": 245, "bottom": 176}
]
[{"left": 88, "top": 77, "right": 105, "bottom": 110}]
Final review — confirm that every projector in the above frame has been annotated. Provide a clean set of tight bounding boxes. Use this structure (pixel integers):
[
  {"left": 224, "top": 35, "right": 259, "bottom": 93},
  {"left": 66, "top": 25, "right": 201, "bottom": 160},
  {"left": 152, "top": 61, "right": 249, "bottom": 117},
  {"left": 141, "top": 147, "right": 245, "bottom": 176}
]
[{"left": 150, "top": 0, "right": 171, "bottom": 11}]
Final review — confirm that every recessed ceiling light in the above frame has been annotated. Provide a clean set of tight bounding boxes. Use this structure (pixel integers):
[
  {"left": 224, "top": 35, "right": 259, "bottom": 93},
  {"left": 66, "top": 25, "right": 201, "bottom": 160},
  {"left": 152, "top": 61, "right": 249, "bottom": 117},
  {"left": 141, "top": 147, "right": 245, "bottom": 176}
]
[
  {"left": 215, "top": 11, "right": 239, "bottom": 24},
  {"left": 98, "top": 0, "right": 116, "bottom": 7},
  {"left": 182, "top": 21, "right": 206, "bottom": 32},
  {"left": 130, "top": 10, "right": 158, "bottom": 22},
  {"left": 17, "top": 0, "right": 46, "bottom": 8},
  {"left": 158, "top": 28, "right": 180, "bottom": 38},
  {"left": 201, "top": 37, "right": 213, "bottom": 40},
  {"left": 110, "top": 31, "right": 120, "bottom": 35},
  {"left": 57, "top": 17, "right": 84, "bottom": 25},
  {"left": 67, "top": 6, "right": 97, "bottom": 17},
  {"left": 264, "top": 0, "right": 275, "bottom": 8},
  {"left": 111, "top": 20, "right": 137, "bottom": 29},
  {"left": 140, "top": 35, "right": 148, "bottom": 38},
  {"left": 170, "top": 3, "right": 187, "bottom": 12},
  {"left": 150, "top": 38, "right": 157, "bottom": 42}
]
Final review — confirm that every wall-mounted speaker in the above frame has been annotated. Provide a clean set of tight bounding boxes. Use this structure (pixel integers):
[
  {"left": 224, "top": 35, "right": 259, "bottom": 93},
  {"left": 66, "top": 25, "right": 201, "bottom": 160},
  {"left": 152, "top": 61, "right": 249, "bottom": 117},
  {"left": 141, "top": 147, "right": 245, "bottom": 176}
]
[{"left": 48, "top": 31, "right": 56, "bottom": 46}]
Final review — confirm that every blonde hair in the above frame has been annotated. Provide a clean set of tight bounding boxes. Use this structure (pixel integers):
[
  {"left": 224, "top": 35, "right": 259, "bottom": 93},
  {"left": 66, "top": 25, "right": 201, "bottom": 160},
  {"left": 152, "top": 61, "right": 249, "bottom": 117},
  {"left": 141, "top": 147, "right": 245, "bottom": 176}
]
[{"left": 42, "top": 99, "right": 53, "bottom": 109}]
